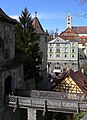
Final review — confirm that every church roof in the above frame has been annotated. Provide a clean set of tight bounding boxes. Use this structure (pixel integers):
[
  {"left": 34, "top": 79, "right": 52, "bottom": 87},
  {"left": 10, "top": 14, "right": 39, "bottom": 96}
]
[
  {"left": 32, "top": 17, "right": 48, "bottom": 35},
  {"left": 0, "top": 8, "right": 17, "bottom": 24},
  {"left": 59, "top": 28, "right": 80, "bottom": 40},
  {"left": 51, "top": 69, "right": 87, "bottom": 93},
  {"left": 72, "top": 26, "right": 87, "bottom": 34}
]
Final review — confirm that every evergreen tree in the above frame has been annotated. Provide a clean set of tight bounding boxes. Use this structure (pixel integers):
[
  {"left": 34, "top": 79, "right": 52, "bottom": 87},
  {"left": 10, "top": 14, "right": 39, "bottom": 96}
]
[{"left": 15, "top": 7, "right": 42, "bottom": 86}]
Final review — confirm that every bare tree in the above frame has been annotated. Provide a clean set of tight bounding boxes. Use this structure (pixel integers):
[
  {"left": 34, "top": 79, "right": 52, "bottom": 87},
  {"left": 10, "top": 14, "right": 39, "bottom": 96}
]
[
  {"left": 76, "top": 0, "right": 87, "bottom": 17},
  {"left": 78, "top": 0, "right": 87, "bottom": 5}
]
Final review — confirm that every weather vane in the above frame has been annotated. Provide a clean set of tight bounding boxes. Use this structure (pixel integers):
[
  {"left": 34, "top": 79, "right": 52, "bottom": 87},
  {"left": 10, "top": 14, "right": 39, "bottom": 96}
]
[{"left": 35, "top": 11, "right": 37, "bottom": 17}]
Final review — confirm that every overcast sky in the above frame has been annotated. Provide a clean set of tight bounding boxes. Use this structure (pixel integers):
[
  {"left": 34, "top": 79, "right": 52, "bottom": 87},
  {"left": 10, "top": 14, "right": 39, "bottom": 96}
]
[{"left": 1, "top": 0, "right": 87, "bottom": 33}]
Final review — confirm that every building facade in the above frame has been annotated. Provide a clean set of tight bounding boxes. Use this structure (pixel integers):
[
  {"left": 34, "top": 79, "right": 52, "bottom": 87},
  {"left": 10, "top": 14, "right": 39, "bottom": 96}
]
[
  {"left": 52, "top": 69, "right": 87, "bottom": 94},
  {"left": 48, "top": 37, "right": 78, "bottom": 76},
  {"left": 59, "top": 11, "right": 87, "bottom": 75},
  {"left": 0, "top": 8, "right": 24, "bottom": 100}
]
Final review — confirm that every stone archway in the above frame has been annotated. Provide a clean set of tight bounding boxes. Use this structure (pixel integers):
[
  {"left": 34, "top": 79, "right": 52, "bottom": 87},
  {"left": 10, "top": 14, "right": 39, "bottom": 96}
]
[{"left": 4, "top": 75, "right": 12, "bottom": 96}]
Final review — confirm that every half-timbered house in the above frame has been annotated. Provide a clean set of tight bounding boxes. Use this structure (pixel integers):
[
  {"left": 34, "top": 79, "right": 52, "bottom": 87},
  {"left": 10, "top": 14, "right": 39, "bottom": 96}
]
[{"left": 52, "top": 69, "right": 87, "bottom": 94}]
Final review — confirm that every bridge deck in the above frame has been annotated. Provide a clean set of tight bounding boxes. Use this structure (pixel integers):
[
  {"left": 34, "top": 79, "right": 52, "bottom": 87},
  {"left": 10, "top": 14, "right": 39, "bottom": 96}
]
[{"left": 5, "top": 90, "right": 87, "bottom": 113}]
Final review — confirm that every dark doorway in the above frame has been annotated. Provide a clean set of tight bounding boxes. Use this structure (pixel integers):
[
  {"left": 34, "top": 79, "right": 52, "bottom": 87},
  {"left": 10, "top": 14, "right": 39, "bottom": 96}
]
[{"left": 4, "top": 76, "right": 12, "bottom": 96}]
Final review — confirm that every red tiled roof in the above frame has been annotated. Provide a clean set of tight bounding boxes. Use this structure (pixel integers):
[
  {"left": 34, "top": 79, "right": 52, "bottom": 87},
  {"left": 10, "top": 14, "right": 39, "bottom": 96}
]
[
  {"left": 80, "top": 36, "right": 87, "bottom": 41},
  {"left": 0, "top": 8, "right": 17, "bottom": 24},
  {"left": 80, "top": 36, "right": 87, "bottom": 39},
  {"left": 32, "top": 17, "right": 48, "bottom": 35},
  {"left": 52, "top": 69, "right": 87, "bottom": 93},
  {"left": 59, "top": 28, "right": 80, "bottom": 40},
  {"left": 72, "top": 26, "right": 87, "bottom": 34}
]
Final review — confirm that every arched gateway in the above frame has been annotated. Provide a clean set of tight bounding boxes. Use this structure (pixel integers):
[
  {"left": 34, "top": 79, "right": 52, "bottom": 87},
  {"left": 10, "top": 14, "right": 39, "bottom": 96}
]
[{"left": 4, "top": 75, "right": 13, "bottom": 96}]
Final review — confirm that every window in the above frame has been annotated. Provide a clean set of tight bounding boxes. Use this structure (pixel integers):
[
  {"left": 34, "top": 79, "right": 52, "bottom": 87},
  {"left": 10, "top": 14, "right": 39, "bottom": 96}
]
[
  {"left": 58, "top": 67, "right": 60, "bottom": 69},
  {"left": 72, "top": 55, "right": 74, "bottom": 58},
  {"left": 68, "top": 22, "right": 70, "bottom": 24},
  {"left": 65, "top": 54, "right": 67, "bottom": 57},
  {"left": 72, "top": 49, "right": 75, "bottom": 53},
  {"left": 50, "top": 48, "right": 52, "bottom": 53},
  {"left": 71, "top": 43, "right": 75, "bottom": 47},
  {"left": 56, "top": 54, "right": 60, "bottom": 58},
  {"left": 55, "top": 67, "right": 60, "bottom": 69},
  {"left": 50, "top": 54, "right": 52, "bottom": 57},
  {"left": 56, "top": 44, "right": 60, "bottom": 46},
  {"left": 56, "top": 48, "right": 60, "bottom": 53},
  {"left": 64, "top": 48, "right": 68, "bottom": 53},
  {"left": 64, "top": 63, "right": 67, "bottom": 65},
  {"left": 64, "top": 43, "right": 68, "bottom": 47}
]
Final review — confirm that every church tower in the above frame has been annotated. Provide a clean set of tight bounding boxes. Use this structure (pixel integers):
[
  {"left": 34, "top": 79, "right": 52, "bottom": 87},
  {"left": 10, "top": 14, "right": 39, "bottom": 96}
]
[{"left": 66, "top": 11, "right": 72, "bottom": 29}]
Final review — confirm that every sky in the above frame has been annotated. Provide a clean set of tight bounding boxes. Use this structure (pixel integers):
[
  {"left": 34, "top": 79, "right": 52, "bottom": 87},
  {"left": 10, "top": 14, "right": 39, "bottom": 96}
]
[{"left": 1, "top": 0, "right": 87, "bottom": 34}]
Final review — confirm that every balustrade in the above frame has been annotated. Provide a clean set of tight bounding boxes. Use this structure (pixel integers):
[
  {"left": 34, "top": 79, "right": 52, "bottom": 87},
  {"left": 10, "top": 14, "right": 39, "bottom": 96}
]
[
  {"left": 31, "top": 90, "right": 87, "bottom": 101},
  {"left": 5, "top": 90, "right": 87, "bottom": 113}
]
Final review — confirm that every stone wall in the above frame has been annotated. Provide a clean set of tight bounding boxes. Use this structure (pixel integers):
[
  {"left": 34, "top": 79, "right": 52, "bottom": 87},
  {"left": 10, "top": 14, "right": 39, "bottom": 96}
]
[
  {"left": 0, "top": 107, "right": 27, "bottom": 120},
  {"left": 0, "top": 21, "right": 15, "bottom": 63},
  {"left": 0, "top": 65, "right": 24, "bottom": 100}
]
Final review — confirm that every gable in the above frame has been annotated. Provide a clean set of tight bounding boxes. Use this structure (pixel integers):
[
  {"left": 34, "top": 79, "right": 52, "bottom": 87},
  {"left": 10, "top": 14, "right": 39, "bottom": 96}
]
[
  {"left": 55, "top": 37, "right": 66, "bottom": 43},
  {"left": 53, "top": 76, "right": 83, "bottom": 93},
  {"left": 32, "top": 17, "right": 47, "bottom": 35},
  {"left": 48, "top": 37, "right": 66, "bottom": 44},
  {"left": 59, "top": 28, "right": 79, "bottom": 40}
]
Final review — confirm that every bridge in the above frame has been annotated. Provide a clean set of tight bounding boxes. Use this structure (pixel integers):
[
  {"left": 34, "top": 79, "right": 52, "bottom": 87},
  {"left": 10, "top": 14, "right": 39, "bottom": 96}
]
[{"left": 5, "top": 90, "right": 87, "bottom": 120}]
